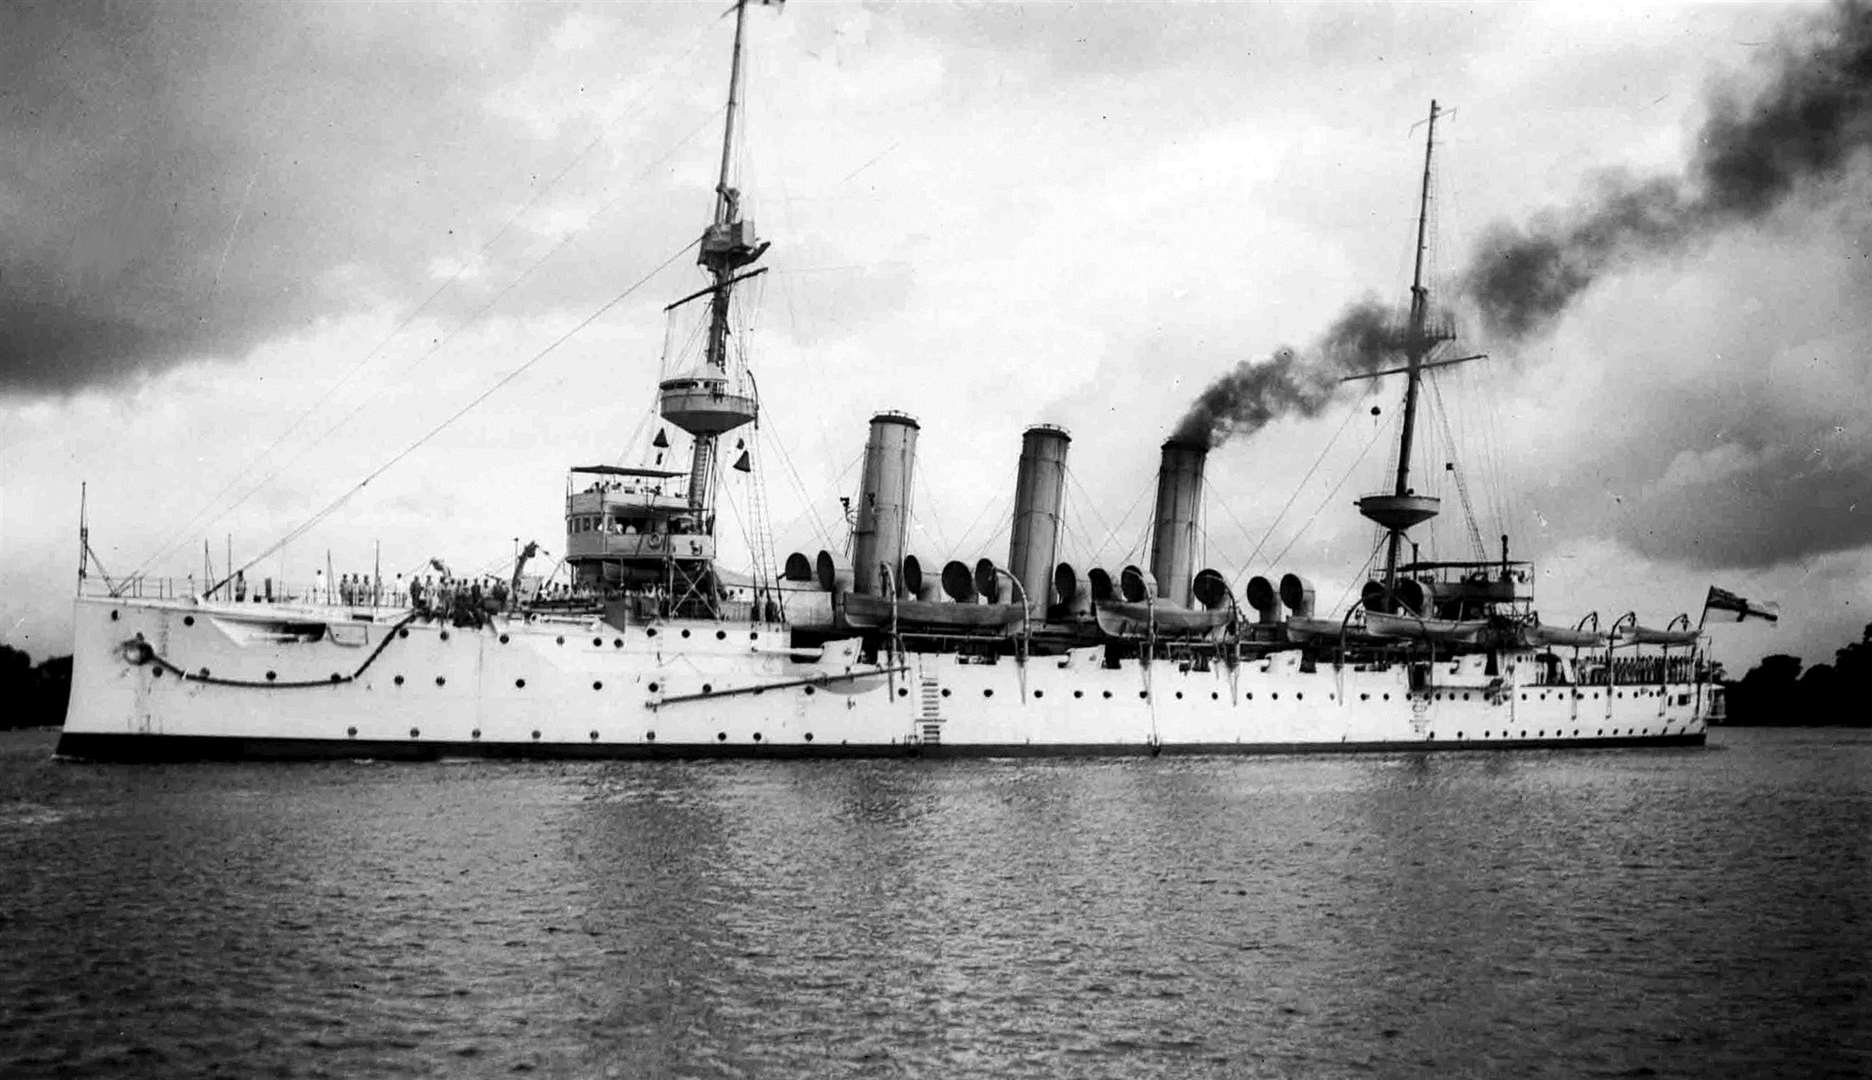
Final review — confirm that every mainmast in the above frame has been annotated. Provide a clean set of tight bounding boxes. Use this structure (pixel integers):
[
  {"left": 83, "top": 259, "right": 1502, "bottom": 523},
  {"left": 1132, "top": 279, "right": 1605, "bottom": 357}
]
[
  {"left": 1351, "top": 100, "right": 1467, "bottom": 611},
  {"left": 1383, "top": 100, "right": 1444, "bottom": 594},
  {"left": 658, "top": 0, "right": 768, "bottom": 519}
]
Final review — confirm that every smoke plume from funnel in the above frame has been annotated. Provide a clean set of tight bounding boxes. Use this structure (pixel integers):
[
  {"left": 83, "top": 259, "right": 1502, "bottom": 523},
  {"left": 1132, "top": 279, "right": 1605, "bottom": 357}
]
[
  {"left": 1173, "top": 3, "right": 1872, "bottom": 453},
  {"left": 1171, "top": 298, "right": 1405, "bottom": 450},
  {"left": 1463, "top": 1, "right": 1872, "bottom": 341}
]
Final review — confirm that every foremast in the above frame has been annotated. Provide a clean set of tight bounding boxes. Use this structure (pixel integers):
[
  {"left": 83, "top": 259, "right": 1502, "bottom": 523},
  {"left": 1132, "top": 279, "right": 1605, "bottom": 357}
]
[{"left": 658, "top": 0, "right": 769, "bottom": 522}]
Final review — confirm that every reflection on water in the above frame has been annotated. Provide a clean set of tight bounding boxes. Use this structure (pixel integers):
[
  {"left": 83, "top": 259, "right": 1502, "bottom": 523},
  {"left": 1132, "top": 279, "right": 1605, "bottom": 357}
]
[{"left": 2, "top": 729, "right": 1868, "bottom": 1078}]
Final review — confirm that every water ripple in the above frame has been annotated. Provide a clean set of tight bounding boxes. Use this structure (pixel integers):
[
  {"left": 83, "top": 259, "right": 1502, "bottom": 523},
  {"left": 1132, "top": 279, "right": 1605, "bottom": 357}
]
[{"left": 2, "top": 729, "right": 1868, "bottom": 1078}]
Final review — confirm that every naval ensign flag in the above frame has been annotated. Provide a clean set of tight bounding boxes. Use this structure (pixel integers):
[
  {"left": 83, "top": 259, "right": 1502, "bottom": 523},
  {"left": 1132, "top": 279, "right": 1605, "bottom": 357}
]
[{"left": 1701, "top": 586, "right": 1780, "bottom": 625}]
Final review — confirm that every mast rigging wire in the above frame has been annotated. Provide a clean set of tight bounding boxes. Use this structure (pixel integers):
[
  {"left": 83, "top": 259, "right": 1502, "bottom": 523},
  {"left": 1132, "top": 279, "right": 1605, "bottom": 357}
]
[
  {"left": 1235, "top": 401, "right": 1362, "bottom": 576},
  {"left": 1268, "top": 419, "right": 1387, "bottom": 569},
  {"left": 128, "top": 24, "right": 726, "bottom": 585},
  {"left": 216, "top": 238, "right": 701, "bottom": 592}
]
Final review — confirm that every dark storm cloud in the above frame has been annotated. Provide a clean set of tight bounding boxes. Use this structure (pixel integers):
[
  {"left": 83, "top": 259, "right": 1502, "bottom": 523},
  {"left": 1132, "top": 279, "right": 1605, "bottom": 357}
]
[
  {"left": 0, "top": 1, "right": 697, "bottom": 397},
  {"left": 1462, "top": 0, "right": 1872, "bottom": 340},
  {"left": 1625, "top": 437, "right": 1872, "bottom": 570},
  {"left": 1528, "top": 287, "right": 1872, "bottom": 574},
  {"left": 1451, "top": 1, "right": 1872, "bottom": 572}
]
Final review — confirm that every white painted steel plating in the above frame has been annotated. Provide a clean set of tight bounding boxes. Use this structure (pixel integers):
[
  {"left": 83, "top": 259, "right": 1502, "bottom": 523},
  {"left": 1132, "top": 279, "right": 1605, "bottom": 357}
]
[{"left": 60, "top": 594, "right": 1711, "bottom": 758}]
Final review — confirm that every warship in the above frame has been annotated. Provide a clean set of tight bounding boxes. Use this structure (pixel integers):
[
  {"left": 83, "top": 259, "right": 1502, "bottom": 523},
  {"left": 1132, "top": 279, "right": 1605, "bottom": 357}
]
[{"left": 58, "top": 3, "right": 1714, "bottom": 761}]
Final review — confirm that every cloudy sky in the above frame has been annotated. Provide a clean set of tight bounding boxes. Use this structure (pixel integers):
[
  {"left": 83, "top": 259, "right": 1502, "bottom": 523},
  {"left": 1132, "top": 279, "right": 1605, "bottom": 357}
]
[{"left": 4, "top": 0, "right": 1868, "bottom": 677}]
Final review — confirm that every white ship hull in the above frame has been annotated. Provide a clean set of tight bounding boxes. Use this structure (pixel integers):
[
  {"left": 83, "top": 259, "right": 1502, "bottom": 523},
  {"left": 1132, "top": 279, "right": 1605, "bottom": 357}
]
[{"left": 57, "top": 595, "right": 1709, "bottom": 761}]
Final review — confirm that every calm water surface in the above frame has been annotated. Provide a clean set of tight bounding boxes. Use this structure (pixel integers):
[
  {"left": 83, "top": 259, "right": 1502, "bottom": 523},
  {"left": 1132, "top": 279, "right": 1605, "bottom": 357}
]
[{"left": 2, "top": 728, "right": 1867, "bottom": 1079}]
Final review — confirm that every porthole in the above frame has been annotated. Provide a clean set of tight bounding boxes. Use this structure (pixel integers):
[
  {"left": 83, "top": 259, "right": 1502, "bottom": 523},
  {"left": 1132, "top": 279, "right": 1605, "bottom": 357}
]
[
  {"left": 1174, "top": 691, "right": 1183, "bottom": 700},
  {"left": 1484, "top": 731, "right": 1491, "bottom": 738},
  {"left": 648, "top": 682, "right": 659, "bottom": 692},
  {"left": 646, "top": 628, "right": 657, "bottom": 638},
  {"left": 435, "top": 676, "right": 445, "bottom": 686},
  {"left": 409, "top": 727, "right": 420, "bottom": 738},
  {"left": 1272, "top": 693, "right": 1279, "bottom": 700},
  {"left": 1429, "top": 732, "right": 1436, "bottom": 739},
  {"left": 1597, "top": 729, "right": 1604, "bottom": 736},
  {"left": 750, "top": 632, "right": 759, "bottom": 641},
  {"left": 898, "top": 688, "right": 909, "bottom": 697},
  {"left": 803, "top": 732, "right": 813, "bottom": 742},
  {"left": 592, "top": 637, "right": 603, "bottom": 647},
  {"left": 613, "top": 638, "right": 623, "bottom": 649},
  {"left": 531, "top": 730, "right": 542, "bottom": 741},
  {"left": 1211, "top": 691, "right": 1219, "bottom": 700},
  {"left": 399, "top": 628, "right": 410, "bottom": 639},
  {"left": 1383, "top": 693, "right": 1390, "bottom": 701},
  {"left": 1573, "top": 729, "right": 1579, "bottom": 736},
  {"left": 984, "top": 689, "right": 994, "bottom": 698},
  {"left": 266, "top": 670, "right": 277, "bottom": 682},
  {"left": 645, "top": 731, "right": 656, "bottom": 742},
  {"left": 716, "top": 630, "right": 726, "bottom": 641},
  {"left": 752, "top": 732, "right": 762, "bottom": 742},
  {"left": 1102, "top": 690, "right": 1112, "bottom": 699},
  {"left": 1457, "top": 731, "right": 1464, "bottom": 739},
  {"left": 329, "top": 673, "right": 342, "bottom": 683},
  {"left": 152, "top": 668, "right": 162, "bottom": 678},
  {"left": 593, "top": 681, "right": 603, "bottom": 691},
  {"left": 1138, "top": 691, "right": 1147, "bottom": 700},
  {"left": 716, "top": 732, "right": 727, "bottom": 742},
  {"left": 184, "top": 615, "right": 195, "bottom": 627},
  {"left": 681, "top": 629, "right": 692, "bottom": 639},
  {"left": 1520, "top": 730, "right": 1527, "bottom": 738},
  {"left": 394, "top": 675, "right": 405, "bottom": 686},
  {"left": 1461, "top": 693, "right": 1470, "bottom": 701},
  {"left": 347, "top": 726, "right": 357, "bottom": 737},
  {"left": 701, "top": 683, "right": 712, "bottom": 694},
  {"left": 1538, "top": 730, "right": 1545, "bottom": 737},
  {"left": 440, "top": 631, "right": 450, "bottom": 641},
  {"left": 111, "top": 610, "right": 120, "bottom": 621},
  {"left": 471, "top": 729, "right": 481, "bottom": 740},
  {"left": 1360, "top": 693, "right": 1370, "bottom": 701},
  {"left": 1297, "top": 692, "right": 1305, "bottom": 701},
  {"left": 1246, "top": 692, "right": 1253, "bottom": 700},
  {"left": 590, "top": 731, "right": 600, "bottom": 741},
  {"left": 804, "top": 686, "right": 816, "bottom": 696},
  {"left": 198, "top": 667, "right": 211, "bottom": 679},
  {"left": 940, "top": 688, "right": 951, "bottom": 698},
  {"left": 1034, "top": 690, "right": 1045, "bottom": 699},
  {"left": 499, "top": 634, "right": 510, "bottom": 644},
  {"left": 516, "top": 678, "right": 526, "bottom": 689},
  {"left": 1074, "top": 690, "right": 1084, "bottom": 699},
  {"left": 556, "top": 636, "right": 565, "bottom": 645}
]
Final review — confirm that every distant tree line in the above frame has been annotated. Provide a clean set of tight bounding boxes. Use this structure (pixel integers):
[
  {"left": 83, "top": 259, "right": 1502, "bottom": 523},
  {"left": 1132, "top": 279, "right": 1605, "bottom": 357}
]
[
  {"left": 0, "top": 645, "right": 71, "bottom": 729},
  {"left": 1724, "top": 623, "right": 1872, "bottom": 726}
]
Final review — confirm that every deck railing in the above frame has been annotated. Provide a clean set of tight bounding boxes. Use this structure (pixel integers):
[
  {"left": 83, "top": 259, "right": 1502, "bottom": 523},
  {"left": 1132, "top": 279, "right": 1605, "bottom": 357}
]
[{"left": 81, "top": 576, "right": 411, "bottom": 608}]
